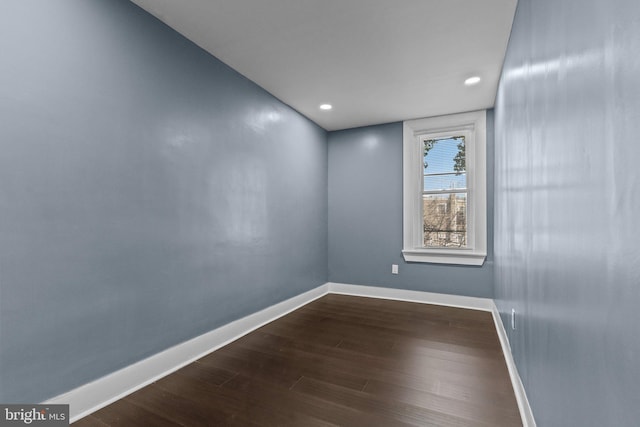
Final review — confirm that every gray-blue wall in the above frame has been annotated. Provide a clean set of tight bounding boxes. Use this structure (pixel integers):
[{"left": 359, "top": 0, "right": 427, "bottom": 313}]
[
  {"left": 328, "top": 115, "right": 495, "bottom": 298},
  {"left": 494, "top": 0, "right": 640, "bottom": 425},
  {"left": 0, "top": 0, "right": 327, "bottom": 403}
]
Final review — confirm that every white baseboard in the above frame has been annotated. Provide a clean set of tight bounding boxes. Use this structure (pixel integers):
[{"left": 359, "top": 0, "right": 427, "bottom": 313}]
[
  {"left": 490, "top": 302, "right": 537, "bottom": 427},
  {"left": 48, "top": 281, "right": 534, "bottom": 426},
  {"left": 46, "top": 283, "right": 329, "bottom": 423},
  {"left": 328, "top": 282, "right": 495, "bottom": 311}
]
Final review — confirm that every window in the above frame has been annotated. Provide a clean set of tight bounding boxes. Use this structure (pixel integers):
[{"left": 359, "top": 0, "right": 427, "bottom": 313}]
[
  {"left": 402, "top": 111, "right": 487, "bottom": 265},
  {"left": 423, "top": 135, "right": 466, "bottom": 248}
]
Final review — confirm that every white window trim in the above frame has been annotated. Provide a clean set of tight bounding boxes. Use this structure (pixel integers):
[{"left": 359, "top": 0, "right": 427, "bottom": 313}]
[{"left": 402, "top": 110, "right": 487, "bottom": 266}]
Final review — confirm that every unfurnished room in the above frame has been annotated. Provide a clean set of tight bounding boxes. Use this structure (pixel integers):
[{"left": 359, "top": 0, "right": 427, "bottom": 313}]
[{"left": 1, "top": 0, "right": 639, "bottom": 426}]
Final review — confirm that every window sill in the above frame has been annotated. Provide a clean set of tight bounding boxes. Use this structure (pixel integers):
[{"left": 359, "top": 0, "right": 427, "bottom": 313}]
[{"left": 402, "top": 249, "right": 486, "bottom": 266}]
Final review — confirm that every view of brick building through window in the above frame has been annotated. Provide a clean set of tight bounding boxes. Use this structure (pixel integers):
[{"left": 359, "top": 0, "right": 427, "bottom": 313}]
[{"left": 423, "top": 193, "right": 466, "bottom": 247}]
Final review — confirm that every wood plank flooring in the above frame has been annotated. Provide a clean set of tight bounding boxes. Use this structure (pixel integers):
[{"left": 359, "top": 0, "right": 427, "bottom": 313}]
[{"left": 74, "top": 294, "right": 522, "bottom": 426}]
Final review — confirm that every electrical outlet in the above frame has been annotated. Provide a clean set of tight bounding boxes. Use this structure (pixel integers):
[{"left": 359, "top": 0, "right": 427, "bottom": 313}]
[
  {"left": 392, "top": 264, "right": 399, "bottom": 274},
  {"left": 511, "top": 309, "right": 516, "bottom": 330}
]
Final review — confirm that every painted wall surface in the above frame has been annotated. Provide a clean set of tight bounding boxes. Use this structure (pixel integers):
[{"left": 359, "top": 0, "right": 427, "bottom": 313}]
[
  {"left": 494, "top": 0, "right": 640, "bottom": 425},
  {"left": 328, "top": 115, "right": 495, "bottom": 298},
  {"left": 0, "top": 0, "right": 327, "bottom": 403}
]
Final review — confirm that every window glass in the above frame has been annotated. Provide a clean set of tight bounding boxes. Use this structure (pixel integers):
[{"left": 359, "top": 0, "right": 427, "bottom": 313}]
[
  {"left": 422, "top": 136, "right": 467, "bottom": 248},
  {"left": 423, "top": 193, "right": 467, "bottom": 247}
]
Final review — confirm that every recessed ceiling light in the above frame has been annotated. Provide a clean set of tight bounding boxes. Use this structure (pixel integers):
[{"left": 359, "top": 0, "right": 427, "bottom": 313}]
[
  {"left": 464, "top": 76, "right": 481, "bottom": 86},
  {"left": 319, "top": 104, "right": 333, "bottom": 110}
]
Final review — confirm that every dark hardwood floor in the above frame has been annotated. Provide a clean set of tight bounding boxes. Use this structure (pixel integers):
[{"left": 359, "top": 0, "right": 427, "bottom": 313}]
[{"left": 74, "top": 294, "right": 522, "bottom": 426}]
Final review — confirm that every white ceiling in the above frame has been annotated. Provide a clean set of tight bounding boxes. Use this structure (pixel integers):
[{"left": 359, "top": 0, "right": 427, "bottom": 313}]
[{"left": 131, "top": 0, "right": 517, "bottom": 131}]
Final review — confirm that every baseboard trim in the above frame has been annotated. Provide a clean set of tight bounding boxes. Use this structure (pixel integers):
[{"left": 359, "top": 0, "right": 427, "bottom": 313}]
[
  {"left": 328, "top": 282, "right": 495, "bottom": 311},
  {"left": 47, "top": 283, "right": 329, "bottom": 423},
  {"left": 490, "top": 302, "right": 537, "bottom": 427},
  {"left": 49, "top": 282, "right": 534, "bottom": 426}
]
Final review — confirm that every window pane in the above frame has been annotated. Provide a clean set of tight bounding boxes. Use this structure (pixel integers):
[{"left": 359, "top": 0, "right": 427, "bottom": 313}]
[
  {"left": 423, "top": 136, "right": 465, "bottom": 174},
  {"left": 423, "top": 173, "right": 466, "bottom": 191},
  {"left": 423, "top": 193, "right": 467, "bottom": 248}
]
